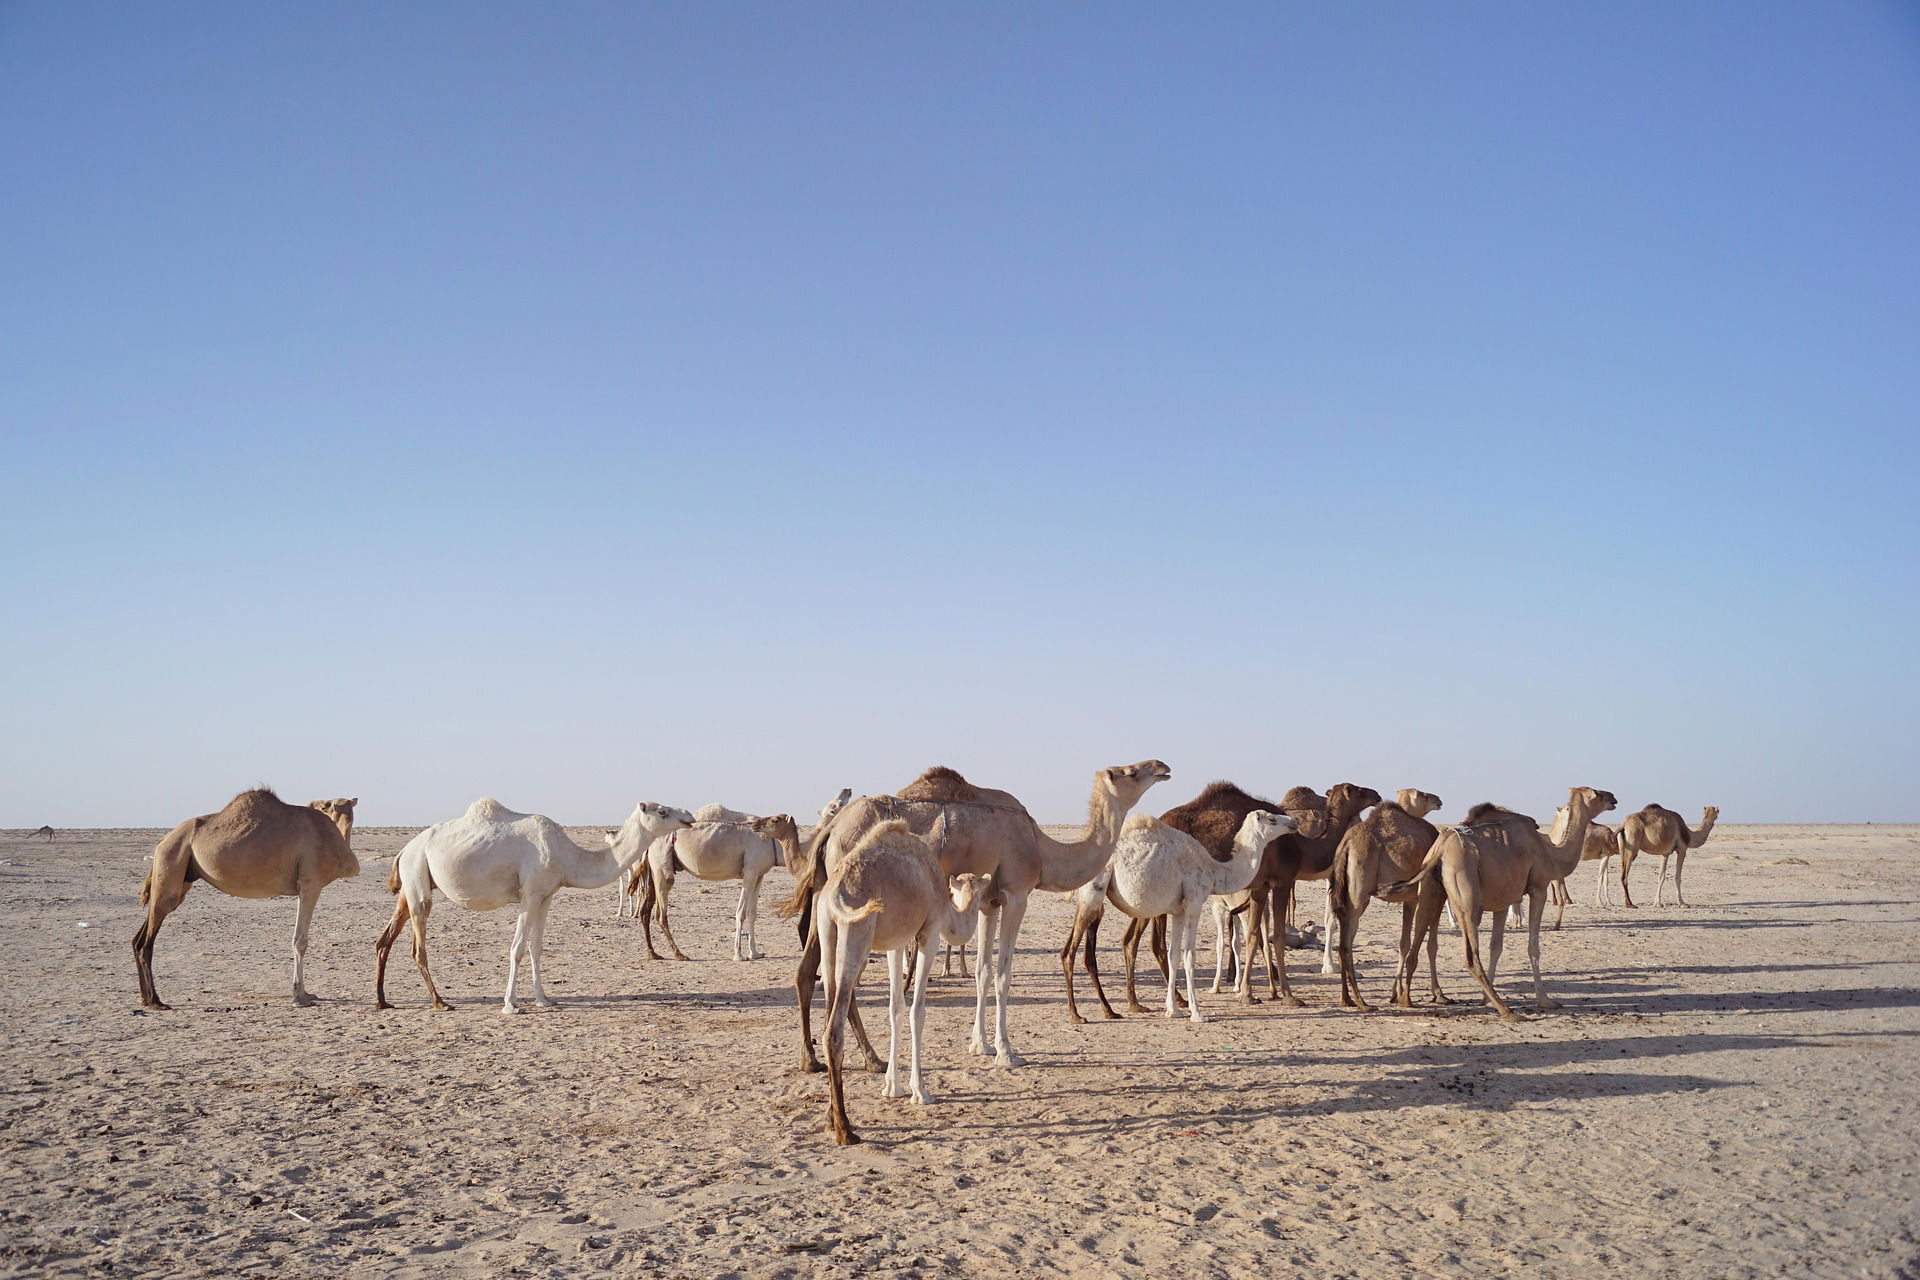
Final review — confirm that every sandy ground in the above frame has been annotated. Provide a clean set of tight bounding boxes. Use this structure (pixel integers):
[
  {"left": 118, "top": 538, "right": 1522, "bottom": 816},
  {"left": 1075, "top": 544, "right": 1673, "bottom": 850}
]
[{"left": 1, "top": 819, "right": 1916, "bottom": 1279}]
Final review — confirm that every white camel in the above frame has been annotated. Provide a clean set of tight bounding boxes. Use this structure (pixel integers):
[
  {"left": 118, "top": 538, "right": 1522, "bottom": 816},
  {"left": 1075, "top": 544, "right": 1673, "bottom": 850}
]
[
  {"left": 816, "top": 819, "right": 991, "bottom": 1144},
  {"left": 694, "top": 802, "right": 758, "bottom": 824},
  {"left": 1062, "top": 809, "right": 1296, "bottom": 1023},
  {"left": 375, "top": 798, "right": 693, "bottom": 1013},
  {"left": 817, "top": 788, "right": 853, "bottom": 825},
  {"left": 630, "top": 814, "right": 801, "bottom": 961}
]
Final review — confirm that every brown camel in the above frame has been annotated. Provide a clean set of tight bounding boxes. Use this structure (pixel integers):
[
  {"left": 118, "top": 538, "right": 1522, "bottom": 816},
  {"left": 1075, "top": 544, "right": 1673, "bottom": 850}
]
[
  {"left": 1535, "top": 807, "right": 1625, "bottom": 924},
  {"left": 781, "top": 759, "right": 1170, "bottom": 1073},
  {"left": 133, "top": 789, "right": 359, "bottom": 1009},
  {"left": 1619, "top": 804, "right": 1719, "bottom": 907},
  {"left": 29, "top": 826, "right": 53, "bottom": 842},
  {"left": 1386, "top": 786, "right": 1617, "bottom": 1021},
  {"left": 1328, "top": 788, "right": 1447, "bottom": 1011},
  {"left": 1078, "top": 782, "right": 1327, "bottom": 1016}
]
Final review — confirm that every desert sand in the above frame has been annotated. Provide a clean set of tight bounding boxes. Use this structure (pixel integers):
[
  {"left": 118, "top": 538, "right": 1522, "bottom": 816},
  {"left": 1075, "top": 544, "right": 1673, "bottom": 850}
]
[{"left": 2, "top": 820, "right": 1916, "bottom": 1278}]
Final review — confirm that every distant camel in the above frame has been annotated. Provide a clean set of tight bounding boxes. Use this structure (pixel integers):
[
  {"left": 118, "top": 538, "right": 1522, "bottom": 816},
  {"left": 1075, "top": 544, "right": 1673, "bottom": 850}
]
[
  {"left": 133, "top": 789, "right": 359, "bottom": 1009},
  {"left": 1619, "top": 804, "right": 1719, "bottom": 907},
  {"left": 29, "top": 826, "right": 53, "bottom": 842},
  {"left": 816, "top": 819, "right": 991, "bottom": 1144},
  {"left": 375, "top": 798, "right": 692, "bottom": 1012},
  {"left": 628, "top": 814, "right": 801, "bottom": 960}
]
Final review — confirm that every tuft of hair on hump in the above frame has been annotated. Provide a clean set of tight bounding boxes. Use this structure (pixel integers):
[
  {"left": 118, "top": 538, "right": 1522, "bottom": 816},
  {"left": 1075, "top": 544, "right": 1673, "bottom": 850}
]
[
  {"left": 1123, "top": 813, "right": 1161, "bottom": 833},
  {"left": 1463, "top": 802, "right": 1507, "bottom": 823},
  {"left": 1280, "top": 786, "right": 1327, "bottom": 812},
  {"left": 897, "top": 766, "right": 981, "bottom": 805},
  {"left": 238, "top": 785, "right": 280, "bottom": 803},
  {"left": 1190, "top": 780, "right": 1258, "bottom": 806}
]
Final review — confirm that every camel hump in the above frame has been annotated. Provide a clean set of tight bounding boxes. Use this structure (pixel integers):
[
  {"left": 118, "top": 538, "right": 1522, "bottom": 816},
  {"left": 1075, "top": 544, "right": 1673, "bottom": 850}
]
[
  {"left": 1191, "top": 780, "right": 1257, "bottom": 807},
  {"left": 897, "top": 766, "right": 981, "bottom": 804},
  {"left": 1123, "top": 813, "right": 1160, "bottom": 833},
  {"left": 1280, "top": 786, "right": 1327, "bottom": 812},
  {"left": 464, "top": 797, "right": 519, "bottom": 823},
  {"left": 848, "top": 818, "right": 914, "bottom": 857},
  {"left": 1462, "top": 802, "right": 1533, "bottom": 826}
]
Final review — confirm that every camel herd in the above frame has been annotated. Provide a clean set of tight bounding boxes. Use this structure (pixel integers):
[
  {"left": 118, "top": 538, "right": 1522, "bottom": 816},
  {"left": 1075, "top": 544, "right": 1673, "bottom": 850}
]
[{"left": 119, "top": 765, "right": 1719, "bottom": 1143}]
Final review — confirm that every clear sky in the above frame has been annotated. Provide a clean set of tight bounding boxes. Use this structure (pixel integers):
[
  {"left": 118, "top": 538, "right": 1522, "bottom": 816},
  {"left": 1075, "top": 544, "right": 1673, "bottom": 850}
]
[{"left": 3, "top": 3, "right": 1916, "bottom": 826}]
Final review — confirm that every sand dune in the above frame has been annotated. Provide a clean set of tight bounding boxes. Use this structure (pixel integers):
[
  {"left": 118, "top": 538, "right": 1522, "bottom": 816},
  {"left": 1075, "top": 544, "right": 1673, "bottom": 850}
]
[{"left": 2, "top": 822, "right": 1916, "bottom": 1277}]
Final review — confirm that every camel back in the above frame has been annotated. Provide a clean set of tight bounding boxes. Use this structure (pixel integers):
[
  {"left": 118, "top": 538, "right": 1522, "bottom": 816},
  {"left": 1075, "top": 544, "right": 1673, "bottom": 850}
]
[{"left": 1160, "top": 781, "right": 1286, "bottom": 860}]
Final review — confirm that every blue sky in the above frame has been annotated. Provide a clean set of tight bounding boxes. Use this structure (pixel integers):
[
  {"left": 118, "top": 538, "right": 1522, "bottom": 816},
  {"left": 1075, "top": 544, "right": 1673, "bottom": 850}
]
[{"left": 3, "top": 3, "right": 1916, "bottom": 825}]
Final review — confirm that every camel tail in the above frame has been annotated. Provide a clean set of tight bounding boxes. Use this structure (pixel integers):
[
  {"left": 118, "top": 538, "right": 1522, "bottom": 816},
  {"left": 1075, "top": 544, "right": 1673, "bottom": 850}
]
[
  {"left": 387, "top": 855, "right": 401, "bottom": 895},
  {"left": 142, "top": 820, "right": 200, "bottom": 905},
  {"left": 826, "top": 881, "right": 885, "bottom": 928}
]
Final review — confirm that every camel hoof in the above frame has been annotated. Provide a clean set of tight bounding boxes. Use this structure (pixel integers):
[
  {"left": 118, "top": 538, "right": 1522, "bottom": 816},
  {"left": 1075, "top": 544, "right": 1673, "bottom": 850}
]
[
  {"left": 502, "top": 1005, "right": 523, "bottom": 1015},
  {"left": 143, "top": 1001, "right": 171, "bottom": 1012},
  {"left": 912, "top": 1092, "right": 936, "bottom": 1106},
  {"left": 432, "top": 1000, "right": 453, "bottom": 1011},
  {"left": 992, "top": 1050, "right": 1025, "bottom": 1069},
  {"left": 292, "top": 992, "right": 318, "bottom": 1007},
  {"left": 1189, "top": 1012, "right": 1207, "bottom": 1024},
  {"left": 531, "top": 998, "right": 557, "bottom": 1009},
  {"left": 1067, "top": 1012, "right": 1087, "bottom": 1025},
  {"left": 1126, "top": 1003, "right": 1149, "bottom": 1015},
  {"left": 1283, "top": 996, "right": 1306, "bottom": 1009},
  {"left": 798, "top": 1060, "right": 823, "bottom": 1075},
  {"left": 374, "top": 1000, "right": 392, "bottom": 1011},
  {"left": 833, "top": 1130, "right": 862, "bottom": 1147},
  {"left": 966, "top": 1038, "right": 989, "bottom": 1057},
  {"left": 861, "top": 1057, "right": 885, "bottom": 1075},
  {"left": 1535, "top": 998, "right": 1562, "bottom": 1011},
  {"left": 881, "top": 1082, "right": 907, "bottom": 1099},
  {"left": 1102, "top": 1010, "right": 1123, "bottom": 1022}
]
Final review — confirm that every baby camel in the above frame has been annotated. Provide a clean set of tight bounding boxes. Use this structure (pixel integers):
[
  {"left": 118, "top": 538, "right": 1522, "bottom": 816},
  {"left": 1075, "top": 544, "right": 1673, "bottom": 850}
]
[
  {"left": 1061, "top": 809, "right": 1296, "bottom": 1024},
  {"left": 816, "top": 820, "right": 990, "bottom": 1145},
  {"left": 629, "top": 815, "right": 801, "bottom": 961},
  {"left": 376, "top": 798, "right": 693, "bottom": 1012}
]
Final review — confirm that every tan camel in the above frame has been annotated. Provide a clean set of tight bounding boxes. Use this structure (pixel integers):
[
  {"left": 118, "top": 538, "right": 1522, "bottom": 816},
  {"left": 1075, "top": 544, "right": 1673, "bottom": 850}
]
[
  {"left": 1620, "top": 804, "right": 1719, "bottom": 907},
  {"left": 1386, "top": 786, "right": 1617, "bottom": 1021},
  {"left": 782, "top": 759, "right": 1170, "bottom": 1072},
  {"left": 1328, "top": 788, "right": 1447, "bottom": 1011},
  {"left": 628, "top": 815, "right": 801, "bottom": 960},
  {"left": 29, "top": 826, "right": 54, "bottom": 842},
  {"left": 816, "top": 820, "right": 991, "bottom": 1144},
  {"left": 1060, "top": 809, "right": 1295, "bottom": 1024},
  {"left": 133, "top": 789, "right": 359, "bottom": 1009},
  {"left": 1535, "top": 807, "right": 1625, "bottom": 923}
]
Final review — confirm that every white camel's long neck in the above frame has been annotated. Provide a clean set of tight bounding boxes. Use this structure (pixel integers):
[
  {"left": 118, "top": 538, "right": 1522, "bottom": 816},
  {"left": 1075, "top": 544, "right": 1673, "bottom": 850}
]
[
  {"left": 1034, "top": 785, "right": 1130, "bottom": 892},
  {"left": 566, "top": 824, "right": 660, "bottom": 890},
  {"left": 1211, "top": 823, "right": 1271, "bottom": 896}
]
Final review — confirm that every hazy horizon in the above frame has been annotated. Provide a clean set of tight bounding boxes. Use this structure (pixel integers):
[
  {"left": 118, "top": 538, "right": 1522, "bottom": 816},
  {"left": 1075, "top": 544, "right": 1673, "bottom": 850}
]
[{"left": 4, "top": 4, "right": 1916, "bottom": 827}]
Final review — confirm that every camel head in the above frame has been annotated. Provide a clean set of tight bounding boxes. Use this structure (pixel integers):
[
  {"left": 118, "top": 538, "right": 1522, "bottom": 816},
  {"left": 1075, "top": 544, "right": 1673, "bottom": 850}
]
[
  {"left": 946, "top": 873, "right": 993, "bottom": 941},
  {"left": 608, "top": 801, "right": 695, "bottom": 852},
  {"left": 1241, "top": 810, "right": 1298, "bottom": 846},
  {"left": 1396, "top": 789, "right": 1442, "bottom": 819},
  {"left": 1327, "top": 783, "right": 1384, "bottom": 823},
  {"left": 309, "top": 797, "right": 358, "bottom": 837},
  {"left": 753, "top": 814, "right": 801, "bottom": 864},
  {"left": 1100, "top": 760, "right": 1172, "bottom": 809},
  {"left": 1280, "top": 786, "right": 1330, "bottom": 839},
  {"left": 1571, "top": 787, "right": 1618, "bottom": 819},
  {"left": 818, "top": 787, "right": 854, "bottom": 824}
]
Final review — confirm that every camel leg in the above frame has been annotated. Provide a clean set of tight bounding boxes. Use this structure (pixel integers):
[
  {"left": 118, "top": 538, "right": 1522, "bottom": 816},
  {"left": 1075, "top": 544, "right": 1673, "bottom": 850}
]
[
  {"left": 1527, "top": 889, "right": 1559, "bottom": 1009},
  {"left": 1210, "top": 900, "right": 1229, "bottom": 993},
  {"left": 882, "top": 950, "right": 907, "bottom": 1099},
  {"left": 1121, "top": 916, "right": 1151, "bottom": 1013},
  {"left": 502, "top": 910, "right": 530, "bottom": 1014},
  {"left": 1320, "top": 884, "right": 1338, "bottom": 975},
  {"left": 1337, "top": 890, "right": 1371, "bottom": 1013},
  {"left": 1083, "top": 913, "right": 1120, "bottom": 1020},
  {"left": 990, "top": 892, "right": 1030, "bottom": 1067},
  {"left": 407, "top": 895, "right": 451, "bottom": 1011},
  {"left": 133, "top": 831, "right": 197, "bottom": 1010},
  {"left": 1269, "top": 881, "right": 1303, "bottom": 1006},
  {"left": 968, "top": 900, "right": 1000, "bottom": 1057},
  {"left": 1150, "top": 915, "right": 1188, "bottom": 1011},
  {"left": 652, "top": 864, "right": 691, "bottom": 961},
  {"left": 1550, "top": 878, "right": 1567, "bottom": 931},
  {"left": 1674, "top": 849, "right": 1690, "bottom": 907},
  {"left": 635, "top": 870, "right": 665, "bottom": 959},
  {"left": 1060, "top": 909, "right": 1089, "bottom": 1025},
  {"left": 822, "top": 916, "right": 862, "bottom": 1145},
  {"left": 1423, "top": 900, "right": 1451, "bottom": 1004},
  {"left": 1594, "top": 852, "right": 1612, "bottom": 907},
  {"left": 1619, "top": 849, "right": 1637, "bottom": 909},
  {"left": 1175, "top": 910, "right": 1203, "bottom": 1023},
  {"left": 290, "top": 885, "right": 321, "bottom": 1006},
  {"left": 739, "top": 869, "right": 766, "bottom": 960},
  {"left": 1389, "top": 902, "right": 1414, "bottom": 1007},
  {"left": 525, "top": 895, "right": 556, "bottom": 1007},
  {"left": 1447, "top": 872, "right": 1520, "bottom": 1022},
  {"left": 374, "top": 895, "right": 410, "bottom": 1009},
  {"left": 907, "top": 945, "right": 935, "bottom": 1104},
  {"left": 1487, "top": 906, "right": 1507, "bottom": 987},
  {"left": 796, "top": 910, "right": 824, "bottom": 1073}
]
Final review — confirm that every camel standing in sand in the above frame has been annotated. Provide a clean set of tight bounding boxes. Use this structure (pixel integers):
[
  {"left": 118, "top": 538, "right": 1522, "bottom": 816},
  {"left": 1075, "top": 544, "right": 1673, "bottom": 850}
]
[
  {"left": 29, "top": 826, "right": 54, "bottom": 842},
  {"left": 816, "top": 820, "right": 991, "bottom": 1144},
  {"left": 783, "top": 760, "right": 1170, "bottom": 1072},
  {"left": 628, "top": 814, "right": 800, "bottom": 960},
  {"left": 133, "top": 789, "right": 359, "bottom": 1009},
  {"left": 1620, "top": 804, "right": 1719, "bottom": 907},
  {"left": 1386, "top": 786, "right": 1617, "bottom": 1021},
  {"left": 1328, "top": 789, "right": 1447, "bottom": 1011},
  {"left": 375, "top": 798, "right": 692, "bottom": 1012},
  {"left": 1062, "top": 809, "right": 1295, "bottom": 1024}
]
